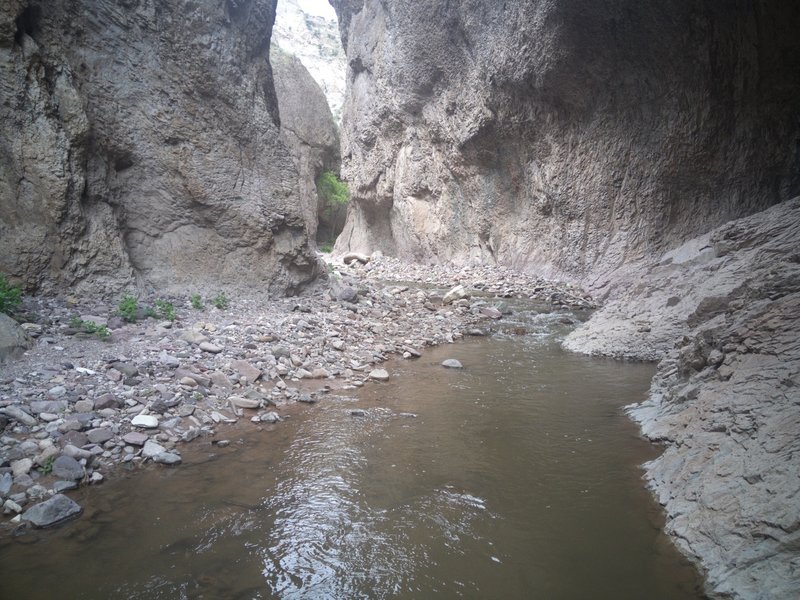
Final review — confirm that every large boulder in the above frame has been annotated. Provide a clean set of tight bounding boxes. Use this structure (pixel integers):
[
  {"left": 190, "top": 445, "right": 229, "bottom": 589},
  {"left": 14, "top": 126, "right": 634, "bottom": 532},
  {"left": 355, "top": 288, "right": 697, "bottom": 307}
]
[
  {"left": 0, "top": 313, "right": 30, "bottom": 362},
  {"left": 22, "top": 493, "right": 82, "bottom": 528},
  {"left": 0, "top": 0, "right": 318, "bottom": 296}
]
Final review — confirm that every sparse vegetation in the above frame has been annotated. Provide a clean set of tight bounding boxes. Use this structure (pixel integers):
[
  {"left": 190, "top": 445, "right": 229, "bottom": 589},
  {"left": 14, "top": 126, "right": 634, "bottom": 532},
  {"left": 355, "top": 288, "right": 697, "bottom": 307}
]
[
  {"left": 40, "top": 455, "right": 55, "bottom": 476},
  {"left": 190, "top": 294, "right": 204, "bottom": 310},
  {"left": 155, "top": 299, "right": 176, "bottom": 321},
  {"left": 319, "top": 242, "right": 333, "bottom": 253},
  {"left": 69, "top": 316, "right": 111, "bottom": 340},
  {"left": 117, "top": 295, "right": 139, "bottom": 322},
  {"left": 0, "top": 273, "right": 22, "bottom": 315},
  {"left": 211, "top": 292, "right": 229, "bottom": 310}
]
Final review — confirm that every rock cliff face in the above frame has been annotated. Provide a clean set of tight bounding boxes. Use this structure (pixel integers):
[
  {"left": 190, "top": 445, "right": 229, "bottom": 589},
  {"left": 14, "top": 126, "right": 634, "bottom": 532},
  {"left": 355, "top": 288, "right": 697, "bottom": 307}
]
[
  {"left": 331, "top": 0, "right": 800, "bottom": 288},
  {"left": 271, "top": 45, "right": 340, "bottom": 243},
  {"left": 272, "top": 0, "right": 346, "bottom": 124},
  {"left": 565, "top": 199, "right": 800, "bottom": 599},
  {"left": 0, "top": 0, "right": 318, "bottom": 296}
]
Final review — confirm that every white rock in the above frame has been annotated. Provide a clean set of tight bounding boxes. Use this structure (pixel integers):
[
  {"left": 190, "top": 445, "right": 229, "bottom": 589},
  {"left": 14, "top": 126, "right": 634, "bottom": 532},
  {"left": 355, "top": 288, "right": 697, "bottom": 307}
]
[
  {"left": 442, "top": 285, "right": 468, "bottom": 305},
  {"left": 369, "top": 369, "right": 389, "bottom": 381},
  {"left": 131, "top": 414, "right": 159, "bottom": 428}
]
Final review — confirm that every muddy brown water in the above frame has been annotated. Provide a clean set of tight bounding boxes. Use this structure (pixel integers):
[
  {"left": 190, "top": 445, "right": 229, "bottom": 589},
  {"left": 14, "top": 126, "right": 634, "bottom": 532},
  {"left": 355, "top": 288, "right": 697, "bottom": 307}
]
[{"left": 0, "top": 309, "right": 706, "bottom": 599}]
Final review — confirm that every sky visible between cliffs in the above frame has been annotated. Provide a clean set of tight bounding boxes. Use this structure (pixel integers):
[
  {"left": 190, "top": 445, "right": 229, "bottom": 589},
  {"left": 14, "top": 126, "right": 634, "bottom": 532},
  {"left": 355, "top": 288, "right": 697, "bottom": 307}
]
[{"left": 297, "top": 0, "right": 336, "bottom": 19}]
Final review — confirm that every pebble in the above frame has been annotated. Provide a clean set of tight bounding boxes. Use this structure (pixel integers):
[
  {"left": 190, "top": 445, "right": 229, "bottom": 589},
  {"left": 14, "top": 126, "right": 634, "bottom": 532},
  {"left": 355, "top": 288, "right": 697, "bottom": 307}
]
[{"left": 199, "top": 342, "right": 222, "bottom": 354}]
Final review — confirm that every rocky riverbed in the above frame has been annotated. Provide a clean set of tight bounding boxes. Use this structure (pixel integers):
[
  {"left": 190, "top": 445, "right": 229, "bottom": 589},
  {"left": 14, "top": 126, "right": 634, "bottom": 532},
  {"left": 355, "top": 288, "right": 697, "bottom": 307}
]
[{"left": 0, "top": 256, "right": 592, "bottom": 530}]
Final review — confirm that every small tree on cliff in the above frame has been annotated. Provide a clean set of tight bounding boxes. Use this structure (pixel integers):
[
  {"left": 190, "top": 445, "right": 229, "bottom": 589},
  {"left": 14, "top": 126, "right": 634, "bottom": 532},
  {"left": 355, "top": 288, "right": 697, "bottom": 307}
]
[{"left": 316, "top": 170, "right": 349, "bottom": 246}]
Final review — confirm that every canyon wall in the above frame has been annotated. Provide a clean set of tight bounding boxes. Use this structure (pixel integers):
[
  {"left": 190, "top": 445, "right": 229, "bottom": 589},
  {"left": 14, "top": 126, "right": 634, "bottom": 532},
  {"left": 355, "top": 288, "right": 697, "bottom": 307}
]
[
  {"left": 331, "top": 0, "right": 800, "bottom": 290},
  {"left": 0, "top": 0, "right": 319, "bottom": 297}
]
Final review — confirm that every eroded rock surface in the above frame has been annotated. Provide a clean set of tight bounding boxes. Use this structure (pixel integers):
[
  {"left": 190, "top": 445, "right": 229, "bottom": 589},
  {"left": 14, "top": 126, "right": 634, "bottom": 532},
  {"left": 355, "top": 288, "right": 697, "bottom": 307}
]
[
  {"left": 0, "top": 0, "right": 318, "bottom": 296},
  {"left": 566, "top": 199, "right": 800, "bottom": 599},
  {"left": 271, "top": 46, "right": 340, "bottom": 244},
  {"left": 331, "top": 0, "right": 800, "bottom": 284}
]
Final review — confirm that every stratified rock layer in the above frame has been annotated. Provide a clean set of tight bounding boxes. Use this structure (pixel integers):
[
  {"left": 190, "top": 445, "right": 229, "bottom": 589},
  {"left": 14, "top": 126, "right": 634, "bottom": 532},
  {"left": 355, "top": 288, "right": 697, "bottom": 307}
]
[
  {"left": 331, "top": 0, "right": 800, "bottom": 286},
  {"left": 0, "top": 0, "right": 318, "bottom": 296},
  {"left": 565, "top": 198, "right": 800, "bottom": 599}
]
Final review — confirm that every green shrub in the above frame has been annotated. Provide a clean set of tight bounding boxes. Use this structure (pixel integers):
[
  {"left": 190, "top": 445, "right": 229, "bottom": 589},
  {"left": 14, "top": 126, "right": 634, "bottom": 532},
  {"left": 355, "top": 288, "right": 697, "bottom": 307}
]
[
  {"left": 190, "top": 294, "right": 204, "bottom": 310},
  {"left": 69, "top": 316, "right": 111, "bottom": 340},
  {"left": 316, "top": 171, "right": 349, "bottom": 243},
  {"left": 211, "top": 292, "right": 229, "bottom": 310},
  {"left": 319, "top": 243, "right": 333, "bottom": 253},
  {"left": 155, "top": 299, "right": 176, "bottom": 321},
  {"left": 0, "top": 274, "right": 22, "bottom": 315},
  {"left": 117, "top": 295, "right": 138, "bottom": 322},
  {"left": 40, "top": 455, "right": 55, "bottom": 475},
  {"left": 316, "top": 170, "right": 349, "bottom": 207}
]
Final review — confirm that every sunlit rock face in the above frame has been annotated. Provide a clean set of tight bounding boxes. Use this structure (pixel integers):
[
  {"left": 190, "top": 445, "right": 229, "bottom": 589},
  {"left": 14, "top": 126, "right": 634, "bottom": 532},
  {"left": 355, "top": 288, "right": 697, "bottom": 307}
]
[
  {"left": 0, "top": 0, "right": 319, "bottom": 296},
  {"left": 272, "top": 0, "right": 346, "bottom": 124},
  {"left": 331, "top": 0, "right": 800, "bottom": 289}
]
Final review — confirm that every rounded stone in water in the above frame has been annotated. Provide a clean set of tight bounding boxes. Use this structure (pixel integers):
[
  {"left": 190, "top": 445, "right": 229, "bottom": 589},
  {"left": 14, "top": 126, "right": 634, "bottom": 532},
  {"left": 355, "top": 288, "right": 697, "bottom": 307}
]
[{"left": 441, "top": 358, "right": 463, "bottom": 368}]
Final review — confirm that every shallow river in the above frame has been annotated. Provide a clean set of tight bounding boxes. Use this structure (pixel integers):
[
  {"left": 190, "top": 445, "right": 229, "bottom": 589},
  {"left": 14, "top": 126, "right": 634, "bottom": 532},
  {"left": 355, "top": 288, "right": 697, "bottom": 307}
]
[{"left": 0, "top": 309, "right": 706, "bottom": 599}]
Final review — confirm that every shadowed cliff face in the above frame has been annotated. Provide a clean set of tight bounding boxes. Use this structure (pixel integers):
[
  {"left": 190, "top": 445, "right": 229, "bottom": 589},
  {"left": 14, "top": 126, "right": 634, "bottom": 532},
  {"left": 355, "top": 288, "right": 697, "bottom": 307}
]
[
  {"left": 271, "top": 45, "right": 341, "bottom": 244},
  {"left": 331, "top": 0, "right": 800, "bottom": 288},
  {"left": 0, "top": 0, "right": 319, "bottom": 296}
]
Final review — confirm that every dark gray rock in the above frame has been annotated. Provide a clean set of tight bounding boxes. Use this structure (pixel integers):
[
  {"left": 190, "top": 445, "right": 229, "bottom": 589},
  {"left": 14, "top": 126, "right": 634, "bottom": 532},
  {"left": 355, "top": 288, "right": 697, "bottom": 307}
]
[
  {"left": 110, "top": 362, "right": 138, "bottom": 378},
  {"left": 22, "top": 494, "right": 82, "bottom": 528},
  {"left": 86, "top": 427, "right": 114, "bottom": 444},
  {"left": 93, "top": 393, "right": 120, "bottom": 410},
  {"left": 59, "top": 431, "right": 89, "bottom": 448},
  {"left": 53, "top": 480, "right": 78, "bottom": 493},
  {"left": 0, "top": 471, "right": 12, "bottom": 496},
  {"left": 52, "top": 456, "right": 84, "bottom": 481},
  {"left": 0, "top": 314, "right": 30, "bottom": 362},
  {"left": 0, "top": 405, "right": 36, "bottom": 427},
  {"left": 29, "top": 400, "right": 68, "bottom": 414}
]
